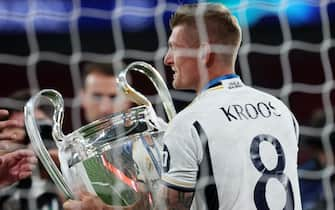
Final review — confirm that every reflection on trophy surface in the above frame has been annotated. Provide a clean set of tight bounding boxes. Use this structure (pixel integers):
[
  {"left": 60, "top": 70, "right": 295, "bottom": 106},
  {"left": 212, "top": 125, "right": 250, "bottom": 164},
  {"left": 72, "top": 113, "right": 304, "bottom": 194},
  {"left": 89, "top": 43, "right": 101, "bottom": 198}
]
[{"left": 24, "top": 61, "right": 176, "bottom": 209}]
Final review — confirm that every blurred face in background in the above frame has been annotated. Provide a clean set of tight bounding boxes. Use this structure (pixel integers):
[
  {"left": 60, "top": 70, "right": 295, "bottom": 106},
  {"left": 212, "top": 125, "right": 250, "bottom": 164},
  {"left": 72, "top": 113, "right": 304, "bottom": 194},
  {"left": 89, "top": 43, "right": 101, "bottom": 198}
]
[{"left": 81, "top": 71, "right": 131, "bottom": 123}]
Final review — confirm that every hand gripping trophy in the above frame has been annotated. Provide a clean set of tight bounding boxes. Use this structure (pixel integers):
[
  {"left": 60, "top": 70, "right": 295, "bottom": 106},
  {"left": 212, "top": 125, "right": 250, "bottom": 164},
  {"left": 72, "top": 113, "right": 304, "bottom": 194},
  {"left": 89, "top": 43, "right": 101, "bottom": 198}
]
[{"left": 24, "top": 62, "right": 176, "bottom": 209}]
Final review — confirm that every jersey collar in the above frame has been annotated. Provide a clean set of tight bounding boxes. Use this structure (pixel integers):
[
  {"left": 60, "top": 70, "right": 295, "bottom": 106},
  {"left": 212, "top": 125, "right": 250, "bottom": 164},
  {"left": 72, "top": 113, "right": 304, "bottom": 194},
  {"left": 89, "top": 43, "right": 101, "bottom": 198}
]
[{"left": 201, "top": 73, "right": 239, "bottom": 92}]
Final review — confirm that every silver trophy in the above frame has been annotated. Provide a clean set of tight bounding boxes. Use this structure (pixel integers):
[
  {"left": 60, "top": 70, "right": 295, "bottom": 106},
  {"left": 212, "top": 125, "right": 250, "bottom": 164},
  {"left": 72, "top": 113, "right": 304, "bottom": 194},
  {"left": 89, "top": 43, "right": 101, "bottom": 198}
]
[{"left": 24, "top": 61, "right": 176, "bottom": 208}]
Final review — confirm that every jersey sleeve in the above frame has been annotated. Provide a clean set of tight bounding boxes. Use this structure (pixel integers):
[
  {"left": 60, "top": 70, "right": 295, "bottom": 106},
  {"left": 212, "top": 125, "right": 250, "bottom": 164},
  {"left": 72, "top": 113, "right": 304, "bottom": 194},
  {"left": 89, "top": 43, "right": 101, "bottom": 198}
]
[
  {"left": 161, "top": 116, "right": 203, "bottom": 192},
  {"left": 291, "top": 112, "right": 300, "bottom": 142}
]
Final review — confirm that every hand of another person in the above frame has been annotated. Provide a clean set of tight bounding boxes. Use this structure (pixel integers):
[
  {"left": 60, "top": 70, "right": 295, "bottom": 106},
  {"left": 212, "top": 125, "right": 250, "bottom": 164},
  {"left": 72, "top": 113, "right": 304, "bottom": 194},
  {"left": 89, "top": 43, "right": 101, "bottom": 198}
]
[
  {"left": 63, "top": 190, "right": 150, "bottom": 210},
  {"left": 63, "top": 191, "right": 108, "bottom": 210},
  {"left": 0, "top": 109, "right": 24, "bottom": 141},
  {"left": 0, "top": 149, "right": 37, "bottom": 187}
]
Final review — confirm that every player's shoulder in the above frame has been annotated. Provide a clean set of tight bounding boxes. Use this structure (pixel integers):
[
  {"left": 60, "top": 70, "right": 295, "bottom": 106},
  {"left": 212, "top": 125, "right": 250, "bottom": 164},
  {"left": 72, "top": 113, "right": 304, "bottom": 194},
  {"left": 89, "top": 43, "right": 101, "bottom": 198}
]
[
  {"left": 247, "top": 86, "right": 289, "bottom": 107},
  {"left": 170, "top": 106, "right": 196, "bottom": 122},
  {"left": 166, "top": 103, "right": 200, "bottom": 130}
]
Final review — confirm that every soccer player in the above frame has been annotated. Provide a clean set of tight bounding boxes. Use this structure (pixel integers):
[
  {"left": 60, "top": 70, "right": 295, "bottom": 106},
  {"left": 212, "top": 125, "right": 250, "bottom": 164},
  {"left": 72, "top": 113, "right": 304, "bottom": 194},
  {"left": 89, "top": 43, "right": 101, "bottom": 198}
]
[
  {"left": 64, "top": 3, "right": 302, "bottom": 210},
  {"left": 159, "top": 3, "right": 302, "bottom": 210}
]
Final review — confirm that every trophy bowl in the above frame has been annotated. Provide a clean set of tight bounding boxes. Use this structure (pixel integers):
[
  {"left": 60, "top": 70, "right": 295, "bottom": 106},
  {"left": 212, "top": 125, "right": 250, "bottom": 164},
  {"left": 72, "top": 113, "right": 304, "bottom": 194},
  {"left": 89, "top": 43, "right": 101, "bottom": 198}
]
[{"left": 60, "top": 105, "right": 165, "bottom": 207}]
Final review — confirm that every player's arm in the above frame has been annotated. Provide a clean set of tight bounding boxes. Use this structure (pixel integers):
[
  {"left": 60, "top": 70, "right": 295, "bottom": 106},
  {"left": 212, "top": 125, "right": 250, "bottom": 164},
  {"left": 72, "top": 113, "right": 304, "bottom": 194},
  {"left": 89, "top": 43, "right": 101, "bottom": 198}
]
[
  {"left": 291, "top": 112, "right": 299, "bottom": 141},
  {"left": 158, "top": 119, "right": 202, "bottom": 210}
]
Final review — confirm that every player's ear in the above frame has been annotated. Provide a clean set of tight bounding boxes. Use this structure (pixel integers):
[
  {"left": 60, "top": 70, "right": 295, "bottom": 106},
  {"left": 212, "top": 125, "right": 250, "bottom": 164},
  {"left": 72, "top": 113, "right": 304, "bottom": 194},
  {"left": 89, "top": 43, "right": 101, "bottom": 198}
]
[{"left": 200, "top": 42, "right": 213, "bottom": 67}]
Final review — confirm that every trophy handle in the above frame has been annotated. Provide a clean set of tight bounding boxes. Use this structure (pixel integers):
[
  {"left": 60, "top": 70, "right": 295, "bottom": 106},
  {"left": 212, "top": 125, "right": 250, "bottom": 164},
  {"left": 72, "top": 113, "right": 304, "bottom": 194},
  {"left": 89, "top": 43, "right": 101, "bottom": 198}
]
[
  {"left": 117, "top": 61, "right": 176, "bottom": 121},
  {"left": 24, "top": 89, "right": 74, "bottom": 199}
]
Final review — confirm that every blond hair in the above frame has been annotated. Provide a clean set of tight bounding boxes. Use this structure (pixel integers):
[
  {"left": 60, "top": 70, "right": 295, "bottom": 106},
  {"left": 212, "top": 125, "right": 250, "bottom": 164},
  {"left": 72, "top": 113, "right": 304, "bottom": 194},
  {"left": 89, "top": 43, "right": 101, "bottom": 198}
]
[{"left": 170, "top": 3, "right": 241, "bottom": 57}]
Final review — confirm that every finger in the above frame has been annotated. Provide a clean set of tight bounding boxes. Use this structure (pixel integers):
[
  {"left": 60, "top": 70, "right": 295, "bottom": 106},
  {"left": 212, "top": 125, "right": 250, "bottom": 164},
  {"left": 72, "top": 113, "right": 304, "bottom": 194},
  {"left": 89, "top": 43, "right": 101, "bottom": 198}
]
[
  {"left": 8, "top": 160, "right": 32, "bottom": 175},
  {"left": 78, "top": 191, "right": 92, "bottom": 199},
  {"left": 19, "top": 162, "right": 36, "bottom": 172},
  {"left": 17, "top": 171, "right": 33, "bottom": 180},
  {"left": 0, "top": 132, "right": 18, "bottom": 140},
  {"left": 0, "top": 141, "right": 27, "bottom": 153},
  {"left": 63, "top": 200, "right": 83, "bottom": 210},
  {"left": 2, "top": 129, "right": 27, "bottom": 143},
  {"left": 22, "top": 154, "right": 38, "bottom": 164},
  {"left": 12, "top": 158, "right": 37, "bottom": 173},
  {"left": 28, "top": 156, "right": 38, "bottom": 164},
  {"left": 0, "top": 120, "right": 22, "bottom": 131},
  {"left": 0, "top": 109, "right": 9, "bottom": 119},
  {"left": 13, "top": 149, "right": 35, "bottom": 159},
  {"left": 0, "top": 134, "right": 27, "bottom": 143},
  {"left": 5, "top": 149, "right": 36, "bottom": 167}
]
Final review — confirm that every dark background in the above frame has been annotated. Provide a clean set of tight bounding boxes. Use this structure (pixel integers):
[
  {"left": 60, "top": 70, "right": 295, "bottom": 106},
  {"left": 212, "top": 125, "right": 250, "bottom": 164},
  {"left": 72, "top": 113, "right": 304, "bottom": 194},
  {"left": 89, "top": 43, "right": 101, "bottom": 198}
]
[
  {"left": 0, "top": 1, "right": 335, "bottom": 208},
  {"left": 0, "top": 0, "right": 334, "bottom": 133}
]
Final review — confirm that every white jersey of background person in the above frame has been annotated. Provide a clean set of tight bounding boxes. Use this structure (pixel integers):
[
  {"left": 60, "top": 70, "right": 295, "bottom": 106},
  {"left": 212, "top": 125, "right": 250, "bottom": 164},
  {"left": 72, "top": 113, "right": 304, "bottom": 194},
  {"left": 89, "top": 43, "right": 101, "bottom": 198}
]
[{"left": 161, "top": 76, "right": 302, "bottom": 210}]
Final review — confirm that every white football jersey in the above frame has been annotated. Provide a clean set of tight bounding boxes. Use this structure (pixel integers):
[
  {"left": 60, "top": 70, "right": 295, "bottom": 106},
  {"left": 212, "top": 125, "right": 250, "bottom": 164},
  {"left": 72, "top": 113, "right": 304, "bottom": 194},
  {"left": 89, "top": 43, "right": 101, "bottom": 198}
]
[
  {"left": 161, "top": 76, "right": 302, "bottom": 210},
  {"left": 131, "top": 134, "right": 162, "bottom": 205}
]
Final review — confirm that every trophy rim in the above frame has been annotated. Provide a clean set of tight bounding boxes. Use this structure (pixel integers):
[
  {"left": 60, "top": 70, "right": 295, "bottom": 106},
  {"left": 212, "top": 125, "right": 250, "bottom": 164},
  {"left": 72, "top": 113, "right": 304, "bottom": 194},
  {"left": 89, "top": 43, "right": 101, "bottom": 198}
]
[
  {"left": 63, "top": 105, "right": 163, "bottom": 167},
  {"left": 85, "top": 130, "right": 164, "bottom": 161},
  {"left": 78, "top": 105, "right": 149, "bottom": 131},
  {"left": 67, "top": 130, "right": 165, "bottom": 168},
  {"left": 68, "top": 105, "right": 154, "bottom": 141}
]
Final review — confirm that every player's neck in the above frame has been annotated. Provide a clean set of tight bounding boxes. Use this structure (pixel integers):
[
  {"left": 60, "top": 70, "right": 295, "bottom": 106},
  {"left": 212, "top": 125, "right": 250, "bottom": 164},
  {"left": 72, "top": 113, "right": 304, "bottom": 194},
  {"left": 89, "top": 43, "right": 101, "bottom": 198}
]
[
  {"left": 195, "top": 54, "right": 234, "bottom": 93},
  {"left": 196, "top": 76, "right": 232, "bottom": 95}
]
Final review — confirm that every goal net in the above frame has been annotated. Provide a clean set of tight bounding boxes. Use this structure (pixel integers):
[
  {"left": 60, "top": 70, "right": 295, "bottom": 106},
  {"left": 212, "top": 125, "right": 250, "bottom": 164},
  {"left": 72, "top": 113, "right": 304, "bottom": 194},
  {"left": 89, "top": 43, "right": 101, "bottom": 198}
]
[{"left": 0, "top": 0, "right": 334, "bottom": 209}]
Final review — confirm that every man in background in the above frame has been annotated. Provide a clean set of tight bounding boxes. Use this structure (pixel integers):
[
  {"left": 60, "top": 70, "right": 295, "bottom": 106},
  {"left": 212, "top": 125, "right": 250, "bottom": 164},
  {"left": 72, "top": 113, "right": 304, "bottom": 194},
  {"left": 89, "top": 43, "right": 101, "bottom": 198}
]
[{"left": 80, "top": 62, "right": 131, "bottom": 124}]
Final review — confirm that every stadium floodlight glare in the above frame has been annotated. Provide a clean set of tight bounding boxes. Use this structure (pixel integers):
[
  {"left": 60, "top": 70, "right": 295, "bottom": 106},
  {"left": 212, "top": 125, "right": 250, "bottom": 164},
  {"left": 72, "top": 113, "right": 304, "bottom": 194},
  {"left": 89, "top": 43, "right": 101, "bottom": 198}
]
[{"left": 207, "top": 0, "right": 322, "bottom": 27}]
